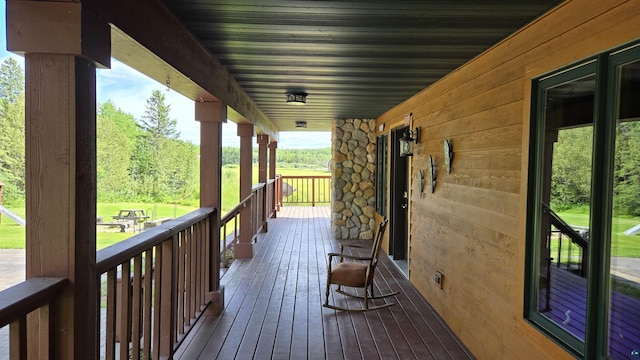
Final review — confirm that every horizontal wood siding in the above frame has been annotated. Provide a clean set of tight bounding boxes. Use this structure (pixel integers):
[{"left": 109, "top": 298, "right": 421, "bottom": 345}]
[{"left": 375, "top": 0, "right": 640, "bottom": 358}]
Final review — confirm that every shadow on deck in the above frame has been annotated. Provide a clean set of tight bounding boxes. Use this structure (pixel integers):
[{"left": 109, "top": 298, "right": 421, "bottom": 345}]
[{"left": 175, "top": 206, "right": 475, "bottom": 359}]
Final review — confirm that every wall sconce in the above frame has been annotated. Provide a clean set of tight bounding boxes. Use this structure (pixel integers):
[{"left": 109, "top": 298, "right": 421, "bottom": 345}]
[
  {"left": 419, "top": 170, "right": 425, "bottom": 198},
  {"left": 286, "top": 92, "right": 307, "bottom": 105},
  {"left": 428, "top": 155, "right": 437, "bottom": 192},
  {"left": 443, "top": 139, "right": 453, "bottom": 174},
  {"left": 295, "top": 121, "right": 307, "bottom": 128},
  {"left": 399, "top": 127, "right": 420, "bottom": 157}
]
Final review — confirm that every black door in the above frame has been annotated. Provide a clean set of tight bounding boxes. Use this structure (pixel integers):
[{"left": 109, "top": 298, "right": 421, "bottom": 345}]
[{"left": 389, "top": 127, "right": 408, "bottom": 260}]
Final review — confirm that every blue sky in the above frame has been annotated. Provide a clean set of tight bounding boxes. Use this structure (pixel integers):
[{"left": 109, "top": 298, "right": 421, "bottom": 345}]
[{"left": 0, "top": 1, "right": 330, "bottom": 148}]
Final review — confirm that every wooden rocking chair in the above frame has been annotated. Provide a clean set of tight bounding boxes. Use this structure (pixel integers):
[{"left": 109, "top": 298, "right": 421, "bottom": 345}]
[{"left": 323, "top": 217, "right": 398, "bottom": 311}]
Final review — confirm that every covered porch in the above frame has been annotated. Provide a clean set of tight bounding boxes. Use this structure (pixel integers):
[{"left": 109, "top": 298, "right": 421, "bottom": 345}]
[{"left": 3, "top": 0, "right": 611, "bottom": 359}]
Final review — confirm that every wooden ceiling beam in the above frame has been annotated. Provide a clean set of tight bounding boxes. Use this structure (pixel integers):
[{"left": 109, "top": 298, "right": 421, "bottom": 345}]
[{"left": 83, "top": 0, "right": 279, "bottom": 139}]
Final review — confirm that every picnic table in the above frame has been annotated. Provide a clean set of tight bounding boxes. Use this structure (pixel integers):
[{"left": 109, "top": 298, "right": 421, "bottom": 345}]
[{"left": 112, "top": 209, "right": 150, "bottom": 232}]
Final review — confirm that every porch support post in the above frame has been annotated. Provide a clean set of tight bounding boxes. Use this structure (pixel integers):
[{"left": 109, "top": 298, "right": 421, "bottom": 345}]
[
  {"left": 235, "top": 123, "right": 255, "bottom": 258},
  {"left": 7, "top": 1, "right": 110, "bottom": 358},
  {"left": 268, "top": 141, "right": 278, "bottom": 216},
  {"left": 257, "top": 134, "right": 269, "bottom": 183},
  {"left": 257, "top": 134, "right": 269, "bottom": 230},
  {"left": 195, "top": 100, "right": 226, "bottom": 315}
]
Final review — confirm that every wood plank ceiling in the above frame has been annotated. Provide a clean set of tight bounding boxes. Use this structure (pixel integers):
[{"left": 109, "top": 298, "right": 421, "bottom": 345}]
[{"left": 159, "top": 0, "right": 562, "bottom": 132}]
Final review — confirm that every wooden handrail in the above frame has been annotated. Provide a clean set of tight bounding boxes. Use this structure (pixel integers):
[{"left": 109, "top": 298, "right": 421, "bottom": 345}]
[
  {"left": 220, "top": 193, "right": 254, "bottom": 225},
  {"left": 0, "top": 277, "right": 68, "bottom": 328},
  {"left": 542, "top": 203, "right": 589, "bottom": 278}
]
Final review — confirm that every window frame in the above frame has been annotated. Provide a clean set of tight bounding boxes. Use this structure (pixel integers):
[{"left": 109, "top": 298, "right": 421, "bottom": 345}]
[
  {"left": 376, "top": 134, "right": 388, "bottom": 216},
  {"left": 524, "top": 40, "right": 640, "bottom": 359}
]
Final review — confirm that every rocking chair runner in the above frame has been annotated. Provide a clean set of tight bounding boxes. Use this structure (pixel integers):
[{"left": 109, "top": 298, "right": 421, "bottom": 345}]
[{"left": 323, "top": 217, "right": 399, "bottom": 311}]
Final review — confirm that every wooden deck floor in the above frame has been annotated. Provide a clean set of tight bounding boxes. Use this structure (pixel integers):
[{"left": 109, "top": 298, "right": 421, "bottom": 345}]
[
  {"left": 541, "top": 265, "right": 640, "bottom": 359},
  {"left": 175, "top": 206, "right": 475, "bottom": 360}
]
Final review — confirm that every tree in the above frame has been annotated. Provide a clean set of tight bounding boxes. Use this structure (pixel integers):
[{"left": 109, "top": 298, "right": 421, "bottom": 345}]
[
  {"left": 614, "top": 121, "right": 640, "bottom": 216},
  {"left": 0, "top": 58, "right": 25, "bottom": 202},
  {"left": 551, "top": 126, "right": 593, "bottom": 208},
  {"left": 0, "top": 57, "right": 24, "bottom": 105},
  {"left": 128, "top": 90, "right": 199, "bottom": 202},
  {"left": 139, "top": 89, "right": 179, "bottom": 142},
  {"left": 97, "top": 101, "right": 138, "bottom": 200}
]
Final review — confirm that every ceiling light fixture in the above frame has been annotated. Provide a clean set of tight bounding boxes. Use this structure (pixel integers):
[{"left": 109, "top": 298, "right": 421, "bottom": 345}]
[
  {"left": 295, "top": 121, "right": 307, "bottom": 128},
  {"left": 286, "top": 92, "right": 307, "bottom": 105}
]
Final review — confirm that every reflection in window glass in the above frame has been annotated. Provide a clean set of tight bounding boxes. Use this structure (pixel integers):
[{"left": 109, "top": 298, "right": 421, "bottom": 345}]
[
  {"left": 537, "top": 74, "right": 596, "bottom": 341},
  {"left": 608, "top": 59, "right": 640, "bottom": 360}
]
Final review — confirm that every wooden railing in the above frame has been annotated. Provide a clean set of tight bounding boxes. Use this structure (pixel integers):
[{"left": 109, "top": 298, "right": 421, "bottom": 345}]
[
  {"left": 543, "top": 203, "right": 589, "bottom": 277},
  {"left": 219, "top": 179, "right": 278, "bottom": 268},
  {"left": 96, "top": 207, "right": 216, "bottom": 360},
  {"left": 0, "top": 277, "right": 68, "bottom": 358},
  {"left": 280, "top": 175, "right": 331, "bottom": 206},
  {"left": 2, "top": 179, "right": 282, "bottom": 358}
]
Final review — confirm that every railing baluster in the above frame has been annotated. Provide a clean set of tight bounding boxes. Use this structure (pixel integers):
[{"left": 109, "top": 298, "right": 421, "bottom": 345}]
[
  {"left": 158, "top": 236, "right": 176, "bottom": 357},
  {"left": 312, "top": 177, "right": 316, "bottom": 206},
  {"left": 9, "top": 315, "right": 26, "bottom": 359},
  {"left": 178, "top": 231, "right": 186, "bottom": 331},
  {"left": 143, "top": 249, "right": 153, "bottom": 359},
  {"left": 152, "top": 244, "right": 162, "bottom": 360},
  {"left": 106, "top": 269, "right": 117, "bottom": 360},
  {"left": 119, "top": 262, "right": 131, "bottom": 360},
  {"left": 131, "top": 255, "right": 142, "bottom": 360}
]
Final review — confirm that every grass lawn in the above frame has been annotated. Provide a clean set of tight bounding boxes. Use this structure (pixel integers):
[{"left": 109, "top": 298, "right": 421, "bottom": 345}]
[
  {"left": 0, "top": 203, "right": 197, "bottom": 250},
  {"left": 0, "top": 167, "right": 330, "bottom": 250},
  {"left": 556, "top": 210, "right": 640, "bottom": 258}
]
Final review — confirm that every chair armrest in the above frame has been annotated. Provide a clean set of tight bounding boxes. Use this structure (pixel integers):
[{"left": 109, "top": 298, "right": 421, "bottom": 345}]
[
  {"left": 328, "top": 252, "right": 372, "bottom": 262},
  {"left": 338, "top": 242, "right": 368, "bottom": 251}
]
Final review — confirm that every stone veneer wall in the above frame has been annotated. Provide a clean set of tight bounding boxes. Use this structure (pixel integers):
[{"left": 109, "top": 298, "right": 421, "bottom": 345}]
[{"left": 332, "top": 119, "right": 376, "bottom": 240}]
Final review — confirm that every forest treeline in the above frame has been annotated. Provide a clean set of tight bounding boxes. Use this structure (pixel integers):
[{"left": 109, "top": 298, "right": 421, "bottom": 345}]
[
  {"left": 552, "top": 125, "right": 640, "bottom": 216},
  {"left": 0, "top": 58, "right": 330, "bottom": 206},
  {"left": 1, "top": 58, "right": 638, "bottom": 214}
]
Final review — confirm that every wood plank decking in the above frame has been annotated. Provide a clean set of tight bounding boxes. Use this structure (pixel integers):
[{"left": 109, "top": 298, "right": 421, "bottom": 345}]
[
  {"left": 540, "top": 266, "right": 640, "bottom": 359},
  {"left": 175, "top": 206, "right": 475, "bottom": 360}
]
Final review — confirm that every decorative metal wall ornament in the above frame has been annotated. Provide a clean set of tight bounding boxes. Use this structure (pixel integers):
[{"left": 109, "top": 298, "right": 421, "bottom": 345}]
[
  {"left": 428, "top": 155, "right": 437, "bottom": 193},
  {"left": 419, "top": 170, "right": 425, "bottom": 198},
  {"left": 443, "top": 139, "right": 453, "bottom": 174}
]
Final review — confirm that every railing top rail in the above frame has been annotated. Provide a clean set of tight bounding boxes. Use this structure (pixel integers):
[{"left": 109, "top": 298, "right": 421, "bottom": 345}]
[
  {"left": 542, "top": 203, "right": 589, "bottom": 249},
  {"left": 97, "top": 207, "right": 216, "bottom": 273},
  {"left": 221, "top": 193, "right": 254, "bottom": 224},
  {"left": 0, "top": 277, "right": 68, "bottom": 328},
  {"left": 281, "top": 175, "right": 331, "bottom": 179},
  {"left": 252, "top": 183, "right": 266, "bottom": 191}
]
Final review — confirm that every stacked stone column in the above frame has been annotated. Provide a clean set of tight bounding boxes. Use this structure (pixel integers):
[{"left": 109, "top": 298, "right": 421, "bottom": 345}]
[{"left": 332, "top": 119, "right": 376, "bottom": 239}]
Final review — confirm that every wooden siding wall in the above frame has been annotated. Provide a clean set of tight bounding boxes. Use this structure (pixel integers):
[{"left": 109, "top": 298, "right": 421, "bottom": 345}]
[{"left": 375, "top": 0, "right": 640, "bottom": 359}]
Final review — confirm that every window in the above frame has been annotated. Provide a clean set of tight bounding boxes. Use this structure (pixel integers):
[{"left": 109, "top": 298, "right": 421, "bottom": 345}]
[
  {"left": 526, "top": 42, "right": 640, "bottom": 359},
  {"left": 376, "top": 134, "right": 388, "bottom": 216}
]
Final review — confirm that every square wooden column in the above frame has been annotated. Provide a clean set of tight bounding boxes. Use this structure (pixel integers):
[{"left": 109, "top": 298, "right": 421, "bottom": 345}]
[
  {"left": 268, "top": 141, "right": 278, "bottom": 216},
  {"left": 195, "top": 100, "right": 226, "bottom": 315},
  {"left": 257, "top": 134, "right": 269, "bottom": 230},
  {"left": 7, "top": 1, "right": 110, "bottom": 358},
  {"left": 257, "top": 134, "right": 269, "bottom": 183},
  {"left": 235, "top": 123, "right": 255, "bottom": 258}
]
